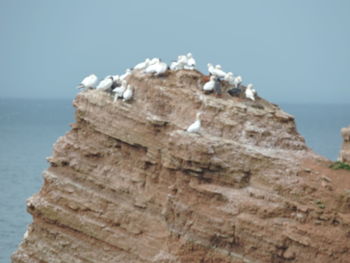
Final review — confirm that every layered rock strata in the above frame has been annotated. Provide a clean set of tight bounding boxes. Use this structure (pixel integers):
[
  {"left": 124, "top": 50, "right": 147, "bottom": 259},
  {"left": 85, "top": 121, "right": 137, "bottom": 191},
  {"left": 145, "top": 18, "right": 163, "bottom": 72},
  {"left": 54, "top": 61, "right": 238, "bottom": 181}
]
[
  {"left": 12, "top": 70, "right": 350, "bottom": 263},
  {"left": 340, "top": 126, "right": 350, "bottom": 164}
]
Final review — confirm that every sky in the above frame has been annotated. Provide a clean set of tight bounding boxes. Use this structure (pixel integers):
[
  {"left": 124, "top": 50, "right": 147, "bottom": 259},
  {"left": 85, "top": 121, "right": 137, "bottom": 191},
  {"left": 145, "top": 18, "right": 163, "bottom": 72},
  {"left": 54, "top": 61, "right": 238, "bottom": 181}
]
[{"left": 0, "top": 0, "right": 349, "bottom": 103}]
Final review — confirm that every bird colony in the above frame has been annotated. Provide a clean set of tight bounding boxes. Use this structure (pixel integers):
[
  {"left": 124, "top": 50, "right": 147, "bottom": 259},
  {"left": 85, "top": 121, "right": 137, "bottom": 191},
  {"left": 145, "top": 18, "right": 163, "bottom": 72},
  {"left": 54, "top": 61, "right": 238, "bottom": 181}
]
[{"left": 77, "top": 53, "right": 258, "bottom": 134}]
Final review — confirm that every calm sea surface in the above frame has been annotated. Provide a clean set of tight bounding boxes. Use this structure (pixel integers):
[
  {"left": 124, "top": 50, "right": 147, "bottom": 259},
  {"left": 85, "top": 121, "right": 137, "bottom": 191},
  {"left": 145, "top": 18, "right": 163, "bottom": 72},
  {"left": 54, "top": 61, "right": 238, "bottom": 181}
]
[{"left": 0, "top": 99, "right": 349, "bottom": 262}]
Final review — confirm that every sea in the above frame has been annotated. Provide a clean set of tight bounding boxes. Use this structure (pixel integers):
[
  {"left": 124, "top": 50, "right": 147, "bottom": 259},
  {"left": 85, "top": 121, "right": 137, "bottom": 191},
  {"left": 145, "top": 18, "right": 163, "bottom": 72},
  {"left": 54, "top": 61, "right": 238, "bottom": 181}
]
[{"left": 0, "top": 98, "right": 349, "bottom": 262}]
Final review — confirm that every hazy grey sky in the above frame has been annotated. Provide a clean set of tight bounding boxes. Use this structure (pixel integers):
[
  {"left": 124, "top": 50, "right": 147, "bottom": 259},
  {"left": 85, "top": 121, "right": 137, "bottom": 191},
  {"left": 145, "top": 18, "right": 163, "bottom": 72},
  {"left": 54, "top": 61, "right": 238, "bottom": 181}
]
[{"left": 1, "top": 0, "right": 349, "bottom": 103}]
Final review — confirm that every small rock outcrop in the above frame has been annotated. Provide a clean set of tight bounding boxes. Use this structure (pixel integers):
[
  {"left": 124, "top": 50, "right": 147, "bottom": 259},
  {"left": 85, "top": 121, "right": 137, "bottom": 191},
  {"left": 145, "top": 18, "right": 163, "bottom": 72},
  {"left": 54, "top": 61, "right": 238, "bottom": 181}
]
[
  {"left": 340, "top": 126, "right": 350, "bottom": 164},
  {"left": 12, "top": 70, "right": 350, "bottom": 263}
]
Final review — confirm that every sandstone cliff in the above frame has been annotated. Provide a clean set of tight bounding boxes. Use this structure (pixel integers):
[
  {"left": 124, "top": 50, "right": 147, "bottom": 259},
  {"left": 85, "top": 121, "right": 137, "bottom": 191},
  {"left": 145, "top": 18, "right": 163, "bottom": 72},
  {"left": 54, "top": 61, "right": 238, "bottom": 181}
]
[
  {"left": 340, "top": 126, "right": 350, "bottom": 164},
  {"left": 12, "top": 70, "right": 350, "bottom": 263}
]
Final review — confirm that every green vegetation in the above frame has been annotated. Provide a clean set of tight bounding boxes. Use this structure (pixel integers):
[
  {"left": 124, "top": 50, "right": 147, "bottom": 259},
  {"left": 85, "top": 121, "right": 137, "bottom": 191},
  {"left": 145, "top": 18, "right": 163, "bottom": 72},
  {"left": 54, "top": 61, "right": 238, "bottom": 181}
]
[
  {"left": 315, "top": 200, "right": 325, "bottom": 209},
  {"left": 329, "top": 161, "right": 350, "bottom": 171}
]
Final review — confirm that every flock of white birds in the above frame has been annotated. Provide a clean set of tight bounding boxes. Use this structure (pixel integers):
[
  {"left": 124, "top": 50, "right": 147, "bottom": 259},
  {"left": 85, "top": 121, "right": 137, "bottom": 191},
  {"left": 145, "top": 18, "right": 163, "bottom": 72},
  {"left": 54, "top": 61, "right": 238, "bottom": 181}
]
[{"left": 77, "top": 53, "right": 258, "bottom": 133}]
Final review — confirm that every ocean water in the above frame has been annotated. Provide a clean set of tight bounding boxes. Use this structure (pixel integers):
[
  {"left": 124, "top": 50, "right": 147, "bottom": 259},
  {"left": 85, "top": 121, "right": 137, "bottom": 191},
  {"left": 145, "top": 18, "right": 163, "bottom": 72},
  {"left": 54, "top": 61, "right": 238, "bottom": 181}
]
[
  {"left": 0, "top": 99, "right": 349, "bottom": 262},
  {"left": 0, "top": 99, "right": 74, "bottom": 262},
  {"left": 281, "top": 103, "right": 350, "bottom": 159}
]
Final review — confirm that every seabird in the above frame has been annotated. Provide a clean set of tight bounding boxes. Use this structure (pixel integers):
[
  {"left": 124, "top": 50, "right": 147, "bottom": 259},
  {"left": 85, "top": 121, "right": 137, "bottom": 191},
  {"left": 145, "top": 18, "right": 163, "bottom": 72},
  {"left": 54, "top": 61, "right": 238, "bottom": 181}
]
[
  {"left": 227, "top": 87, "right": 241, "bottom": 97},
  {"left": 214, "top": 65, "right": 226, "bottom": 78},
  {"left": 184, "top": 53, "right": 196, "bottom": 70},
  {"left": 96, "top": 76, "right": 114, "bottom": 92},
  {"left": 149, "top": 58, "right": 160, "bottom": 66},
  {"left": 178, "top": 55, "right": 187, "bottom": 64},
  {"left": 186, "top": 112, "right": 202, "bottom": 133},
  {"left": 120, "top": 68, "right": 131, "bottom": 81},
  {"left": 170, "top": 61, "right": 180, "bottom": 70},
  {"left": 77, "top": 74, "right": 98, "bottom": 89},
  {"left": 207, "top": 64, "right": 226, "bottom": 78},
  {"left": 122, "top": 84, "right": 134, "bottom": 101},
  {"left": 144, "top": 60, "right": 167, "bottom": 75},
  {"left": 111, "top": 75, "right": 122, "bottom": 89},
  {"left": 233, "top": 76, "right": 242, "bottom": 88},
  {"left": 23, "top": 230, "right": 29, "bottom": 240},
  {"left": 214, "top": 79, "right": 222, "bottom": 95},
  {"left": 245, "top": 84, "right": 255, "bottom": 101},
  {"left": 170, "top": 55, "right": 187, "bottom": 70},
  {"left": 154, "top": 61, "right": 168, "bottom": 75},
  {"left": 134, "top": 58, "right": 150, "bottom": 70},
  {"left": 113, "top": 80, "right": 127, "bottom": 101},
  {"left": 203, "top": 75, "right": 216, "bottom": 92},
  {"left": 208, "top": 63, "right": 215, "bottom": 75},
  {"left": 224, "top": 72, "right": 234, "bottom": 84}
]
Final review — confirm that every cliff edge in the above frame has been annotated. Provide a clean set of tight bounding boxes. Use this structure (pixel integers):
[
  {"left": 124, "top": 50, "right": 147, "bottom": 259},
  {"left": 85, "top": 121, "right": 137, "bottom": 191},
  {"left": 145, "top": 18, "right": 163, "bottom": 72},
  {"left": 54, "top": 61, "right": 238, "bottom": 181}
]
[{"left": 12, "top": 70, "right": 350, "bottom": 262}]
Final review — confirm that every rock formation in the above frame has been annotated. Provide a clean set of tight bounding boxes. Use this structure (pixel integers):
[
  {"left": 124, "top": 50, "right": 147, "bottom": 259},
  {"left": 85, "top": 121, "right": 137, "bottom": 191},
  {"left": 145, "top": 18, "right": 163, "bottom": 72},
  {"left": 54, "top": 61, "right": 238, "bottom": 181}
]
[
  {"left": 12, "top": 70, "right": 350, "bottom": 263},
  {"left": 340, "top": 126, "right": 350, "bottom": 164}
]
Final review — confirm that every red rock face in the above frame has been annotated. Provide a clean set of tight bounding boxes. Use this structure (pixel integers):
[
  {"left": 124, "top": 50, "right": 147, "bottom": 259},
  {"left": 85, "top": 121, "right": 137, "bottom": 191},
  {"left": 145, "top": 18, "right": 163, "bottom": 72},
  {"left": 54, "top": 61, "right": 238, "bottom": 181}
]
[
  {"left": 12, "top": 70, "right": 350, "bottom": 262},
  {"left": 340, "top": 126, "right": 350, "bottom": 164}
]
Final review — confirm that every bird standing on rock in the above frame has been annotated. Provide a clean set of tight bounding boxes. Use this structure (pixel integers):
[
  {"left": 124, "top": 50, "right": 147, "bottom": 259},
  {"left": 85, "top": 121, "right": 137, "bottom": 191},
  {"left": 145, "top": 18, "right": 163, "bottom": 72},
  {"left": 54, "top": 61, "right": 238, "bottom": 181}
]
[
  {"left": 207, "top": 63, "right": 215, "bottom": 75},
  {"left": 113, "top": 80, "right": 127, "bottom": 101},
  {"left": 170, "top": 55, "right": 187, "bottom": 70},
  {"left": 245, "top": 84, "right": 255, "bottom": 101},
  {"left": 77, "top": 74, "right": 98, "bottom": 90},
  {"left": 170, "top": 61, "right": 179, "bottom": 70},
  {"left": 207, "top": 64, "right": 226, "bottom": 78},
  {"left": 203, "top": 76, "right": 216, "bottom": 92},
  {"left": 144, "top": 60, "right": 167, "bottom": 75},
  {"left": 122, "top": 85, "right": 134, "bottom": 101},
  {"left": 120, "top": 69, "right": 131, "bottom": 81},
  {"left": 214, "top": 65, "right": 226, "bottom": 78},
  {"left": 134, "top": 58, "right": 150, "bottom": 70},
  {"left": 233, "top": 76, "right": 242, "bottom": 89},
  {"left": 186, "top": 112, "right": 202, "bottom": 133},
  {"left": 111, "top": 75, "right": 122, "bottom": 89},
  {"left": 184, "top": 53, "right": 196, "bottom": 69},
  {"left": 214, "top": 79, "right": 222, "bottom": 96},
  {"left": 227, "top": 87, "right": 242, "bottom": 97},
  {"left": 224, "top": 72, "right": 234, "bottom": 84},
  {"left": 96, "top": 76, "right": 114, "bottom": 92}
]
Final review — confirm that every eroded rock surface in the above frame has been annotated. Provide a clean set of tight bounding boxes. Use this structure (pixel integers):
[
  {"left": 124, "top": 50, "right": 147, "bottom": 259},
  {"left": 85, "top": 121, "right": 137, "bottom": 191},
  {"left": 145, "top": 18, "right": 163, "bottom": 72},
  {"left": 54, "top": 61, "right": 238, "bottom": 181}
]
[
  {"left": 340, "top": 126, "right": 350, "bottom": 164},
  {"left": 12, "top": 70, "right": 350, "bottom": 263}
]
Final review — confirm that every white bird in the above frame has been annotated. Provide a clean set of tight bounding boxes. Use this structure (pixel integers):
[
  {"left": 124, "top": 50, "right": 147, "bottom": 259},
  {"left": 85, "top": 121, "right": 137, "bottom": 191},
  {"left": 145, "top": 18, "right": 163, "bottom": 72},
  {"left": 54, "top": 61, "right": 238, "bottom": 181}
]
[
  {"left": 245, "top": 84, "right": 255, "bottom": 101},
  {"left": 96, "top": 76, "right": 113, "bottom": 91},
  {"left": 203, "top": 76, "right": 216, "bottom": 92},
  {"left": 233, "top": 76, "right": 242, "bottom": 88},
  {"left": 178, "top": 55, "right": 188, "bottom": 65},
  {"left": 170, "top": 61, "right": 180, "bottom": 70},
  {"left": 144, "top": 61, "right": 167, "bottom": 75},
  {"left": 170, "top": 55, "right": 187, "bottom": 70},
  {"left": 207, "top": 64, "right": 226, "bottom": 78},
  {"left": 123, "top": 84, "right": 134, "bottom": 101},
  {"left": 214, "top": 65, "right": 227, "bottom": 78},
  {"left": 224, "top": 72, "right": 234, "bottom": 84},
  {"left": 23, "top": 230, "right": 29, "bottom": 240},
  {"left": 208, "top": 63, "right": 215, "bottom": 75},
  {"left": 113, "top": 80, "right": 127, "bottom": 101},
  {"left": 120, "top": 68, "right": 131, "bottom": 81},
  {"left": 154, "top": 61, "right": 168, "bottom": 75},
  {"left": 112, "top": 74, "right": 120, "bottom": 82},
  {"left": 149, "top": 58, "right": 160, "bottom": 65},
  {"left": 77, "top": 74, "right": 98, "bottom": 89},
  {"left": 112, "top": 74, "right": 122, "bottom": 88},
  {"left": 186, "top": 112, "right": 202, "bottom": 133},
  {"left": 134, "top": 58, "right": 150, "bottom": 70},
  {"left": 184, "top": 52, "right": 196, "bottom": 69}
]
